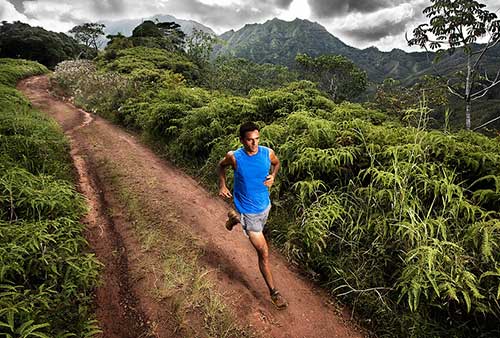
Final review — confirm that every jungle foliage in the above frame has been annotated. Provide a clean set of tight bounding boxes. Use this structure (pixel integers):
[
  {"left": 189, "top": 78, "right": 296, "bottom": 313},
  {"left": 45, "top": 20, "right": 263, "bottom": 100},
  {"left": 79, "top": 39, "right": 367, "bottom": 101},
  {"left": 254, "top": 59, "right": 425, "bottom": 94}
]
[
  {"left": 295, "top": 53, "right": 367, "bottom": 102},
  {"left": 205, "top": 55, "right": 299, "bottom": 95},
  {"left": 0, "top": 58, "right": 101, "bottom": 337},
  {"left": 99, "top": 46, "right": 199, "bottom": 82},
  {"left": 0, "top": 21, "right": 94, "bottom": 68},
  {"left": 100, "top": 25, "right": 295, "bottom": 94},
  {"left": 54, "top": 46, "right": 500, "bottom": 337},
  {"left": 215, "top": 16, "right": 500, "bottom": 130}
]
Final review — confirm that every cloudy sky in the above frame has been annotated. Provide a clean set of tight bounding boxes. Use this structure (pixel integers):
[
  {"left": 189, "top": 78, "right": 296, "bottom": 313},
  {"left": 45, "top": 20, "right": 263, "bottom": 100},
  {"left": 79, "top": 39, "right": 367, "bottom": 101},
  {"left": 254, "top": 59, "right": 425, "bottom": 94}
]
[{"left": 1, "top": 0, "right": 500, "bottom": 51}]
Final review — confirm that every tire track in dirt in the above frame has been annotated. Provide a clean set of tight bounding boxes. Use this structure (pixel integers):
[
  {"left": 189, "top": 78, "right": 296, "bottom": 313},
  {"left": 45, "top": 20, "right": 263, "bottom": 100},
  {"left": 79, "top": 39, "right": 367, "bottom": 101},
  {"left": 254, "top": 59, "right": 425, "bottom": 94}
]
[
  {"left": 18, "top": 76, "right": 155, "bottom": 338},
  {"left": 18, "top": 75, "right": 368, "bottom": 338}
]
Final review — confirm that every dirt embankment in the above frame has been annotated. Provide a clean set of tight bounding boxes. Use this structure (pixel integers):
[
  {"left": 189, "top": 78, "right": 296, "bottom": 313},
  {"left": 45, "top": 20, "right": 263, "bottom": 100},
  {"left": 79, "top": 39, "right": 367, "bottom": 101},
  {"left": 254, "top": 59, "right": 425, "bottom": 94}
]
[{"left": 18, "top": 75, "right": 367, "bottom": 338}]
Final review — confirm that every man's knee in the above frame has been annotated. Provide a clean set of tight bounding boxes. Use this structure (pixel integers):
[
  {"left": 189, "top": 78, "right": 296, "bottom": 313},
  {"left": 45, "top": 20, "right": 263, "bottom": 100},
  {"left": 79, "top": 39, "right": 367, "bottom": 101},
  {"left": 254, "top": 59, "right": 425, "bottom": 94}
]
[
  {"left": 256, "top": 243, "right": 269, "bottom": 261},
  {"left": 249, "top": 233, "right": 268, "bottom": 257}
]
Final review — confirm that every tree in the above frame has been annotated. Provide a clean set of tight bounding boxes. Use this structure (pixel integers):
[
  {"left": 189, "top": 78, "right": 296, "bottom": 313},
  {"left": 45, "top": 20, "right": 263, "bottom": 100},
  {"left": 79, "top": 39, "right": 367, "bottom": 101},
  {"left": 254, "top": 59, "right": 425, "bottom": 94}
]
[
  {"left": 185, "top": 28, "right": 219, "bottom": 68},
  {"left": 132, "top": 20, "right": 163, "bottom": 37},
  {"left": 103, "top": 33, "right": 133, "bottom": 60},
  {"left": 206, "top": 56, "right": 298, "bottom": 95},
  {"left": 295, "top": 54, "right": 367, "bottom": 103},
  {"left": 0, "top": 21, "right": 85, "bottom": 68},
  {"left": 156, "top": 21, "right": 186, "bottom": 51},
  {"left": 374, "top": 76, "right": 448, "bottom": 114},
  {"left": 69, "top": 22, "right": 105, "bottom": 52},
  {"left": 407, "top": 0, "right": 500, "bottom": 130},
  {"left": 373, "top": 76, "right": 449, "bottom": 127},
  {"left": 131, "top": 20, "right": 185, "bottom": 52}
]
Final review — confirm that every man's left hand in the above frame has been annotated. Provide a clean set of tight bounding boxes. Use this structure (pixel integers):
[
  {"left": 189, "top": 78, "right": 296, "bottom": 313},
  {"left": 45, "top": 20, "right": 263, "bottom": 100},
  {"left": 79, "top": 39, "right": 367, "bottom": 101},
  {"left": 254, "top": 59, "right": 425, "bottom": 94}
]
[{"left": 264, "top": 174, "right": 275, "bottom": 187}]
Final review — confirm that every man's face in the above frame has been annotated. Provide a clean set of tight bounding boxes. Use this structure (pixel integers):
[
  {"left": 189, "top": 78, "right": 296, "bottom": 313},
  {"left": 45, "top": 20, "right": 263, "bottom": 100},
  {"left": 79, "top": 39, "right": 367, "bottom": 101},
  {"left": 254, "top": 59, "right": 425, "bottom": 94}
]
[{"left": 241, "top": 129, "right": 259, "bottom": 154}]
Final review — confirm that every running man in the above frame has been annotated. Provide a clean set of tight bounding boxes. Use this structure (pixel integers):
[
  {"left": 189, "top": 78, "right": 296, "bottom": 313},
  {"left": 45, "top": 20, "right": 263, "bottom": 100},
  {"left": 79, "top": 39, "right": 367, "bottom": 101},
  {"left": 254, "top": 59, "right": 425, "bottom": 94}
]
[{"left": 217, "top": 121, "right": 288, "bottom": 309}]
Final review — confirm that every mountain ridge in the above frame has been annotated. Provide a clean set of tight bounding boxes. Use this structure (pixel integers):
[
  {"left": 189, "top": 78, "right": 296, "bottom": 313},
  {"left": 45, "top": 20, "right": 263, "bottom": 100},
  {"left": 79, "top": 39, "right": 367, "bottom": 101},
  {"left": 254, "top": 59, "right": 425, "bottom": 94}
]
[
  {"left": 98, "top": 15, "right": 500, "bottom": 86},
  {"left": 215, "top": 17, "right": 434, "bottom": 83}
]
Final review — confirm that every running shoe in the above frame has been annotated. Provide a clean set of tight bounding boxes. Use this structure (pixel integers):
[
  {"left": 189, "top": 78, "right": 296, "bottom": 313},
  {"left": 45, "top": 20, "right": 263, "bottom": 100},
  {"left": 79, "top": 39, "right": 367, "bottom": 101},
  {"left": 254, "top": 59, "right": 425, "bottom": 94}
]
[{"left": 225, "top": 209, "right": 240, "bottom": 231}]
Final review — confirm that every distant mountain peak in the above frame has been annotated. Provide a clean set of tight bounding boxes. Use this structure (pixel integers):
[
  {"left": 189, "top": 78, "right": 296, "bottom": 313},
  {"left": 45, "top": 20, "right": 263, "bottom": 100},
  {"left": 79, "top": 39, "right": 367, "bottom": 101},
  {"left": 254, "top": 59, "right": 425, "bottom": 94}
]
[
  {"left": 214, "top": 17, "right": 439, "bottom": 83},
  {"left": 216, "top": 17, "right": 350, "bottom": 66}
]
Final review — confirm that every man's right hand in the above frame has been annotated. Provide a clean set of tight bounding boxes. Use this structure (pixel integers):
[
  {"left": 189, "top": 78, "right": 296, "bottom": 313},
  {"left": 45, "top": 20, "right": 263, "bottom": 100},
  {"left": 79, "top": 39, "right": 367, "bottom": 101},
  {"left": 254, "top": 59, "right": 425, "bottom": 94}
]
[{"left": 219, "top": 185, "right": 232, "bottom": 199}]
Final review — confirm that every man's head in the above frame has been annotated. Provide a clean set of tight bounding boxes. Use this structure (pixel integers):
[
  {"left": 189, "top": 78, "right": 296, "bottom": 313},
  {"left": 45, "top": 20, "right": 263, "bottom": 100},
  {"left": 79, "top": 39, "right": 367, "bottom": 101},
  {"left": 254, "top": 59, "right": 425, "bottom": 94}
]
[
  {"left": 239, "top": 122, "right": 259, "bottom": 139},
  {"left": 239, "top": 122, "right": 260, "bottom": 154}
]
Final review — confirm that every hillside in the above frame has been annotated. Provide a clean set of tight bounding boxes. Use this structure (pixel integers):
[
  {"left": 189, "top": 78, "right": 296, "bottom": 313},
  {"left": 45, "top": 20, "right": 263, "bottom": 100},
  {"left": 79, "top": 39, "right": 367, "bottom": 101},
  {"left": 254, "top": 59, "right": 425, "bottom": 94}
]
[
  {"left": 217, "top": 18, "right": 351, "bottom": 65},
  {"left": 215, "top": 18, "right": 500, "bottom": 86},
  {"left": 215, "top": 18, "right": 432, "bottom": 83},
  {"left": 50, "top": 50, "right": 500, "bottom": 337}
]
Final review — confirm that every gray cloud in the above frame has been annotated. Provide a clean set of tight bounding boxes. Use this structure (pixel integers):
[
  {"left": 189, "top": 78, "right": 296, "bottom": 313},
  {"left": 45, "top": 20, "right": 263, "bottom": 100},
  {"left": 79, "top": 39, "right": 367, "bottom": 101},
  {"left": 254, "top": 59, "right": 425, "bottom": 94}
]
[
  {"left": 5, "top": 0, "right": 24, "bottom": 13},
  {"left": 328, "top": 0, "right": 429, "bottom": 49},
  {"left": 59, "top": 11, "right": 86, "bottom": 25},
  {"left": 342, "top": 19, "right": 409, "bottom": 43},
  {"left": 274, "top": 0, "right": 294, "bottom": 9},
  {"left": 308, "top": 0, "right": 406, "bottom": 18},
  {"left": 165, "top": 0, "right": 281, "bottom": 30},
  {"left": 8, "top": 0, "right": 496, "bottom": 51},
  {"left": 91, "top": 0, "right": 125, "bottom": 16}
]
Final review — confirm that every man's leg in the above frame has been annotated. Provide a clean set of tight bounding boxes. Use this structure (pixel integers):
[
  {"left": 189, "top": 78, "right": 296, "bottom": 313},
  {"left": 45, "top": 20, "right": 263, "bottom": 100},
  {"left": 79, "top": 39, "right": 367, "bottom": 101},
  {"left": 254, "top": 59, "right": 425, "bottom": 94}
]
[
  {"left": 247, "top": 231, "right": 288, "bottom": 308},
  {"left": 247, "top": 231, "right": 275, "bottom": 292}
]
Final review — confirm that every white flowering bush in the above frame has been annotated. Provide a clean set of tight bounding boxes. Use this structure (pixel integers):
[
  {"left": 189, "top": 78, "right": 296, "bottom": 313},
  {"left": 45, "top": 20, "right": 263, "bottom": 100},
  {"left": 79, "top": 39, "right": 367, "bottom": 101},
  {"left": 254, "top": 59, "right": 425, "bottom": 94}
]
[{"left": 53, "top": 60, "right": 135, "bottom": 120}]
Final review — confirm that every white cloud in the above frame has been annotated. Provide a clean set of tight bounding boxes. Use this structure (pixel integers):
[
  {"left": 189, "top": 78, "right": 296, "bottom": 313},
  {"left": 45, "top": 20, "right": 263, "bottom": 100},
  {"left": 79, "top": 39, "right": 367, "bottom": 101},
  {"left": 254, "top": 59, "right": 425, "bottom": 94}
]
[
  {"left": 321, "top": 1, "right": 425, "bottom": 50},
  {"left": 0, "top": 0, "right": 28, "bottom": 21},
  {"left": 1, "top": 0, "right": 500, "bottom": 50},
  {"left": 1, "top": 0, "right": 74, "bottom": 31},
  {"left": 278, "top": 0, "right": 310, "bottom": 21}
]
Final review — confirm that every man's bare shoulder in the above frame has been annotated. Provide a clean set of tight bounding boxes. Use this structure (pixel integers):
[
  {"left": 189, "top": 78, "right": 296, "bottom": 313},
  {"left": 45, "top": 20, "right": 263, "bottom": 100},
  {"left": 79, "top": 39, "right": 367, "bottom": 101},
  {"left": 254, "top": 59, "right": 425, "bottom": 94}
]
[{"left": 219, "top": 151, "right": 236, "bottom": 167}]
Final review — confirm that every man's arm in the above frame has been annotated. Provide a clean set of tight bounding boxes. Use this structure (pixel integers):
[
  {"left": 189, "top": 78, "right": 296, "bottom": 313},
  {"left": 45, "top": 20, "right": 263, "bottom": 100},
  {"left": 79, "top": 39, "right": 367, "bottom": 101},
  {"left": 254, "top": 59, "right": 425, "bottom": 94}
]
[
  {"left": 264, "top": 149, "right": 280, "bottom": 188},
  {"left": 217, "top": 151, "right": 235, "bottom": 198}
]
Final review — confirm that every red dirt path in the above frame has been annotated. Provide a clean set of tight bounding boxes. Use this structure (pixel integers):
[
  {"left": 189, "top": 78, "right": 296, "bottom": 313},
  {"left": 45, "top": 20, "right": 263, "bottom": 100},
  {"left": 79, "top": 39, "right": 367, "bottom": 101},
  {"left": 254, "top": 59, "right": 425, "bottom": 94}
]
[{"left": 18, "top": 75, "right": 367, "bottom": 338}]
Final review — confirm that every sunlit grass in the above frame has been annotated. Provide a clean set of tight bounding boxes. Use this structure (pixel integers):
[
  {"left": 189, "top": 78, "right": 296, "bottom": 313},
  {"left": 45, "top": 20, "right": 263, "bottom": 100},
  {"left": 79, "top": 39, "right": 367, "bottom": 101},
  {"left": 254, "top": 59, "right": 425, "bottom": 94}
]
[{"left": 100, "top": 159, "right": 254, "bottom": 337}]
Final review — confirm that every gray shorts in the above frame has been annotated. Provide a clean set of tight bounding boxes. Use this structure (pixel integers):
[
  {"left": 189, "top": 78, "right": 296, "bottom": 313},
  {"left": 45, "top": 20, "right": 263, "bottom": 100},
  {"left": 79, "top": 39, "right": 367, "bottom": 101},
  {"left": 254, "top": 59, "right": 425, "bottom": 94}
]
[{"left": 239, "top": 205, "right": 271, "bottom": 236}]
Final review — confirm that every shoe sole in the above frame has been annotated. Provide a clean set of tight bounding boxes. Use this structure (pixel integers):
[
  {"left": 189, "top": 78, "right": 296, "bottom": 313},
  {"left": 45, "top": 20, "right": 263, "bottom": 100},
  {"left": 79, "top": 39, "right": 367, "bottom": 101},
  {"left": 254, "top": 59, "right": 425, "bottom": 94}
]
[
  {"left": 271, "top": 300, "right": 288, "bottom": 310},
  {"left": 226, "top": 210, "right": 240, "bottom": 231}
]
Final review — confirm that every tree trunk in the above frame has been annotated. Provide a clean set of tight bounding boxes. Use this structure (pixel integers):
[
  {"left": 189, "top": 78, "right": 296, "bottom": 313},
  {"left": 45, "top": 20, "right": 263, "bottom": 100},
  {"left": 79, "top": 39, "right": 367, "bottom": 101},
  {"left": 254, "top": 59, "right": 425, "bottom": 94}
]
[
  {"left": 465, "top": 56, "right": 472, "bottom": 130},
  {"left": 465, "top": 100, "right": 471, "bottom": 130}
]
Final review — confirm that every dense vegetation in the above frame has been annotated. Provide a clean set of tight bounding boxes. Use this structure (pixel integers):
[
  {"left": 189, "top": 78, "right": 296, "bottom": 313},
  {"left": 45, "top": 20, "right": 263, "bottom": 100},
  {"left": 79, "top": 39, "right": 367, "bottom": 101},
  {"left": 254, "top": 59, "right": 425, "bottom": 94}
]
[
  {"left": 53, "top": 43, "right": 500, "bottom": 337},
  {"left": 0, "top": 22, "right": 93, "bottom": 68},
  {"left": 215, "top": 18, "right": 434, "bottom": 83},
  {"left": 99, "top": 26, "right": 297, "bottom": 96},
  {"left": 0, "top": 58, "right": 100, "bottom": 337},
  {"left": 216, "top": 17, "right": 500, "bottom": 86},
  {"left": 216, "top": 17, "right": 500, "bottom": 130}
]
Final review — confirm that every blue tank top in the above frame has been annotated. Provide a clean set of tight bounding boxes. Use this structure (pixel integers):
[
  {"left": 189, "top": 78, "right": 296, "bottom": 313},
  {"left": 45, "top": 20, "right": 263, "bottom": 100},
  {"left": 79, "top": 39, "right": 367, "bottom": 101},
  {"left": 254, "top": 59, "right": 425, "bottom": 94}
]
[{"left": 233, "top": 146, "right": 271, "bottom": 214}]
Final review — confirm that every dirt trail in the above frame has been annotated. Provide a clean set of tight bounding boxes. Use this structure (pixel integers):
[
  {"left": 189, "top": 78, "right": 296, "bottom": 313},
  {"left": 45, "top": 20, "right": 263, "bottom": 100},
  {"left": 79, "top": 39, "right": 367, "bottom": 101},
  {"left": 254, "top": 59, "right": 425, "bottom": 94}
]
[{"left": 18, "top": 75, "right": 366, "bottom": 338}]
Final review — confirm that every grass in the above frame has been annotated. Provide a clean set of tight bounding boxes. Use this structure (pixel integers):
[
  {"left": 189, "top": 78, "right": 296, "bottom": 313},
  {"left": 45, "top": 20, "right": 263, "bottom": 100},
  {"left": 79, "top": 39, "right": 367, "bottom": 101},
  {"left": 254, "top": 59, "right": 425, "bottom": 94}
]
[
  {"left": 0, "top": 58, "right": 101, "bottom": 337},
  {"left": 0, "top": 58, "right": 48, "bottom": 86},
  {"left": 98, "top": 158, "right": 255, "bottom": 338}
]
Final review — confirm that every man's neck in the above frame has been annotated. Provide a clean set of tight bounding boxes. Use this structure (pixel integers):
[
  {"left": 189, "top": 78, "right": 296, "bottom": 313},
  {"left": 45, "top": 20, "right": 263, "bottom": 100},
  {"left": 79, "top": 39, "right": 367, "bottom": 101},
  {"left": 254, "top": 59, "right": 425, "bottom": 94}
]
[{"left": 244, "top": 146, "right": 258, "bottom": 156}]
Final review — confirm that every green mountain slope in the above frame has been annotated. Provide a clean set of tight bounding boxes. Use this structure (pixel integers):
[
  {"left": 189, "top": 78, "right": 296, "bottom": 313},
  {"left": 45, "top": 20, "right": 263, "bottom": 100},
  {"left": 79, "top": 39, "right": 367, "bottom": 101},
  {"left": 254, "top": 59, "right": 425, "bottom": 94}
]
[
  {"left": 215, "top": 18, "right": 500, "bottom": 86},
  {"left": 217, "top": 18, "right": 351, "bottom": 64},
  {"left": 215, "top": 18, "right": 433, "bottom": 83}
]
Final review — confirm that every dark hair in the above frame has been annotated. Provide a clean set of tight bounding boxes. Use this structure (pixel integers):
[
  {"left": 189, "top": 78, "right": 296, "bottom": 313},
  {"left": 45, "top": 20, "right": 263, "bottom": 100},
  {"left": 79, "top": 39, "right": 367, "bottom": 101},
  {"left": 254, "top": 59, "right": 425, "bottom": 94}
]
[{"left": 239, "top": 121, "right": 259, "bottom": 138}]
